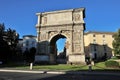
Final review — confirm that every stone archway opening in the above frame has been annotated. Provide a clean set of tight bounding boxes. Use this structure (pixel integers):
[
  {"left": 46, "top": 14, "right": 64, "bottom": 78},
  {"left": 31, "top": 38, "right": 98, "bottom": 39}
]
[{"left": 50, "top": 34, "right": 67, "bottom": 64}]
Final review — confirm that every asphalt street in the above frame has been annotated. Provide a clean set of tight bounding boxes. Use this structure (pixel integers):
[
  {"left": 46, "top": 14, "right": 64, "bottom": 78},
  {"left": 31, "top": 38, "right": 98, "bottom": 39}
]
[{"left": 0, "top": 71, "right": 120, "bottom": 80}]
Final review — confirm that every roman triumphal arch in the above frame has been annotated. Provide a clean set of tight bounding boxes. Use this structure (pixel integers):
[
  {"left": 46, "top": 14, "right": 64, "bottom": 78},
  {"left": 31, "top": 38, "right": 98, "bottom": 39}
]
[{"left": 35, "top": 8, "right": 86, "bottom": 64}]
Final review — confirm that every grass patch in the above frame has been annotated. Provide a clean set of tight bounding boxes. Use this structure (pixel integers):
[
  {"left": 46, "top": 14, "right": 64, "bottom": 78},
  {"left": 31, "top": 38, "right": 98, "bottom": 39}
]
[
  {"left": 32, "top": 64, "right": 88, "bottom": 71},
  {"left": 1, "top": 61, "right": 120, "bottom": 71},
  {"left": 109, "top": 56, "right": 120, "bottom": 61},
  {"left": 13, "top": 63, "right": 120, "bottom": 71}
]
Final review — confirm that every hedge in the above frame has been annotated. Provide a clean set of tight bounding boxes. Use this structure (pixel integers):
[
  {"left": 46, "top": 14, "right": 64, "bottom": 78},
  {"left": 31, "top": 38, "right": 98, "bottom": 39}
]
[{"left": 105, "top": 60, "right": 119, "bottom": 68}]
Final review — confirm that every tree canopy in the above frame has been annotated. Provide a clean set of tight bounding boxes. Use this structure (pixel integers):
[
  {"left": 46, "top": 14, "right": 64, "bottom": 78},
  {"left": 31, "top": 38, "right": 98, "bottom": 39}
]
[
  {"left": 112, "top": 29, "right": 120, "bottom": 56},
  {"left": 0, "top": 23, "right": 19, "bottom": 63},
  {"left": 24, "top": 47, "right": 36, "bottom": 63}
]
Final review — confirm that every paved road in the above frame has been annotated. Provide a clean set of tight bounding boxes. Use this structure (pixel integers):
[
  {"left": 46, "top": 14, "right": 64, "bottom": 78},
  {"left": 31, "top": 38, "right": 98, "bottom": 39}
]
[
  {"left": 0, "top": 71, "right": 120, "bottom": 80},
  {"left": 0, "top": 72, "right": 57, "bottom": 80}
]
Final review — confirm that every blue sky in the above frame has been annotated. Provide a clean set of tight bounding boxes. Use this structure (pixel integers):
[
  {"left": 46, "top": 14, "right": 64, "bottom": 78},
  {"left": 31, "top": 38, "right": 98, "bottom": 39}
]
[{"left": 0, "top": 0, "right": 120, "bottom": 52}]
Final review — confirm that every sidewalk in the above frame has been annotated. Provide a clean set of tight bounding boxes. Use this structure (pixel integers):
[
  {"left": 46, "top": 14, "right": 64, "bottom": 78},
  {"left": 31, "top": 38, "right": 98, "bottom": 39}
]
[
  {"left": 0, "top": 68, "right": 120, "bottom": 76},
  {"left": 0, "top": 68, "right": 66, "bottom": 74}
]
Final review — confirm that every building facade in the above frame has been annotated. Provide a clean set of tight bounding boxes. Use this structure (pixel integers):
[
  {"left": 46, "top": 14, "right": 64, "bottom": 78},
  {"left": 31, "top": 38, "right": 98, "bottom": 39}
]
[
  {"left": 17, "top": 35, "right": 37, "bottom": 53},
  {"left": 84, "top": 31, "right": 115, "bottom": 61}
]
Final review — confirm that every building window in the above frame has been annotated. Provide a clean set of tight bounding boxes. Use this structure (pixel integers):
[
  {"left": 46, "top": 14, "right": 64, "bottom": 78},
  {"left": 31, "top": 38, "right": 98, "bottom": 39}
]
[
  {"left": 26, "top": 40, "right": 29, "bottom": 47},
  {"left": 93, "top": 39, "right": 96, "bottom": 44},
  {"left": 104, "top": 53, "right": 107, "bottom": 58},
  {"left": 23, "top": 43, "right": 26, "bottom": 47},
  {"left": 20, "top": 43, "right": 23, "bottom": 47},
  {"left": 103, "top": 40, "right": 106, "bottom": 45},
  {"left": 93, "top": 45, "right": 97, "bottom": 51},
  {"left": 112, "top": 35, "right": 114, "bottom": 38},
  {"left": 94, "top": 53, "right": 97, "bottom": 59},
  {"left": 103, "top": 45, "right": 107, "bottom": 51},
  {"left": 93, "top": 34, "right": 96, "bottom": 37},
  {"left": 31, "top": 41, "right": 35, "bottom": 47},
  {"left": 103, "top": 34, "right": 105, "bottom": 38}
]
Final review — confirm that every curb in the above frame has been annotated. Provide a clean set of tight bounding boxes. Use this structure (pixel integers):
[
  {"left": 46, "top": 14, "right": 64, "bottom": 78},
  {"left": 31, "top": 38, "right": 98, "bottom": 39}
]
[
  {"left": 0, "top": 69, "right": 66, "bottom": 74},
  {"left": 0, "top": 69, "right": 44, "bottom": 74}
]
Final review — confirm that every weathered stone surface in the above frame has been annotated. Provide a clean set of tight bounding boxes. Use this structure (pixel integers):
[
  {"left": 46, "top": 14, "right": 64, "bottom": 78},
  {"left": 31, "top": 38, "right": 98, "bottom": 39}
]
[
  {"left": 35, "top": 8, "right": 85, "bottom": 64},
  {"left": 68, "top": 54, "right": 86, "bottom": 64}
]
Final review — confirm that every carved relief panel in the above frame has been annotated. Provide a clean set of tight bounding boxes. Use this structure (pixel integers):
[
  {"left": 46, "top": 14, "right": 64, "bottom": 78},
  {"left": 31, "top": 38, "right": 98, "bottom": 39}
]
[
  {"left": 61, "top": 30, "right": 71, "bottom": 38},
  {"left": 73, "top": 10, "right": 83, "bottom": 22},
  {"left": 73, "top": 13, "right": 81, "bottom": 21},
  {"left": 40, "top": 34, "right": 47, "bottom": 41},
  {"left": 73, "top": 32, "right": 81, "bottom": 44},
  {"left": 48, "top": 31, "right": 58, "bottom": 39},
  {"left": 72, "top": 30, "right": 83, "bottom": 53},
  {"left": 65, "top": 41, "right": 70, "bottom": 49},
  {"left": 41, "top": 15, "right": 47, "bottom": 25},
  {"left": 73, "top": 44, "right": 81, "bottom": 53},
  {"left": 43, "top": 16, "right": 47, "bottom": 24}
]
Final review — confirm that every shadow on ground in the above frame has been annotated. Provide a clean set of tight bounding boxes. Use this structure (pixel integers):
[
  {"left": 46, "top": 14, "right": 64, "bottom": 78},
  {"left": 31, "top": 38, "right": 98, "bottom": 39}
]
[{"left": 37, "top": 70, "right": 120, "bottom": 80}]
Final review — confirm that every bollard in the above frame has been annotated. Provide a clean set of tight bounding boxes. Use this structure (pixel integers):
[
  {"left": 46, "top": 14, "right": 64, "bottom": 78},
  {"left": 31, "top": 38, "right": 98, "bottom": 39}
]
[
  {"left": 91, "top": 61, "right": 94, "bottom": 66},
  {"left": 30, "top": 63, "right": 33, "bottom": 70},
  {"left": 88, "top": 64, "right": 92, "bottom": 71}
]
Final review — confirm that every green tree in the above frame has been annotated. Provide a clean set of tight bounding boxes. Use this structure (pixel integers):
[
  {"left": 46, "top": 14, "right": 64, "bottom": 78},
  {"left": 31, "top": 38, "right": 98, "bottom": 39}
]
[
  {"left": 0, "top": 23, "right": 10, "bottom": 63},
  {"left": 5, "top": 28, "right": 19, "bottom": 62},
  {"left": 6, "top": 28, "right": 19, "bottom": 50},
  {"left": 112, "top": 29, "right": 120, "bottom": 56},
  {"left": 26, "top": 47, "right": 36, "bottom": 63},
  {"left": 0, "top": 23, "right": 19, "bottom": 63},
  {"left": 29, "top": 47, "right": 36, "bottom": 63},
  {"left": 0, "top": 23, "right": 5, "bottom": 40},
  {"left": 24, "top": 47, "right": 36, "bottom": 63}
]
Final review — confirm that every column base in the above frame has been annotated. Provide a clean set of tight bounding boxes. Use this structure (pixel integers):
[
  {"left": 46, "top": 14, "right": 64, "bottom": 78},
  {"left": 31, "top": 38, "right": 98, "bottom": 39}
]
[{"left": 68, "top": 54, "right": 86, "bottom": 65}]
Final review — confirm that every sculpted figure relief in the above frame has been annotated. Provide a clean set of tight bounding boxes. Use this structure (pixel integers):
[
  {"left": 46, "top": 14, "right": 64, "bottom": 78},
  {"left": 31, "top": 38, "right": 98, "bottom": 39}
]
[
  {"left": 73, "top": 44, "right": 81, "bottom": 52},
  {"left": 73, "top": 14, "right": 80, "bottom": 21},
  {"left": 62, "top": 30, "right": 71, "bottom": 38},
  {"left": 40, "top": 34, "right": 46, "bottom": 40},
  {"left": 49, "top": 31, "right": 58, "bottom": 38},
  {"left": 65, "top": 41, "right": 70, "bottom": 49},
  {"left": 43, "top": 16, "right": 47, "bottom": 24}
]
